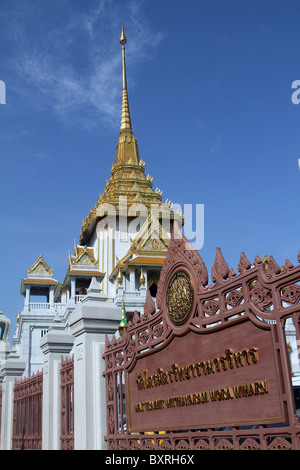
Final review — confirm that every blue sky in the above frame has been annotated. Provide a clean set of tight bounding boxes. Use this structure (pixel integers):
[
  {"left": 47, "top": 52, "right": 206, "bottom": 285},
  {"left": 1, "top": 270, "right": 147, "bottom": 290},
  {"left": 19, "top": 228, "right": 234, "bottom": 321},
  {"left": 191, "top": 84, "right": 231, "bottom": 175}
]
[{"left": 0, "top": 0, "right": 299, "bottom": 340}]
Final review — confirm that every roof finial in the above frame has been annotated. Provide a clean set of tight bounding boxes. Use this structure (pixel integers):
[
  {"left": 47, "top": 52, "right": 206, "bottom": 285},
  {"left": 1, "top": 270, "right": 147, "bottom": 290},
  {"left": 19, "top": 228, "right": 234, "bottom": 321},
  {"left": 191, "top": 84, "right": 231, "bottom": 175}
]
[
  {"left": 119, "top": 298, "right": 128, "bottom": 337},
  {"left": 120, "top": 24, "right": 127, "bottom": 45},
  {"left": 120, "top": 25, "right": 132, "bottom": 135}
]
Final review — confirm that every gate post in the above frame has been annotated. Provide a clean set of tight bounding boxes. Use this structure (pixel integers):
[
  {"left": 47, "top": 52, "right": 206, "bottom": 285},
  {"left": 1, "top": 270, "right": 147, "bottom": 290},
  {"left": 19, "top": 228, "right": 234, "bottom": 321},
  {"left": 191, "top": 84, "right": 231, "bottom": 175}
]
[
  {"left": 0, "top": 346, "right": 25, "bottom": 450},
  {"left": 40, "top": 314, "right": 74, "bottom": 450},
  {"left": 68, "top": 278, "right": 120, "bottom": 450}
]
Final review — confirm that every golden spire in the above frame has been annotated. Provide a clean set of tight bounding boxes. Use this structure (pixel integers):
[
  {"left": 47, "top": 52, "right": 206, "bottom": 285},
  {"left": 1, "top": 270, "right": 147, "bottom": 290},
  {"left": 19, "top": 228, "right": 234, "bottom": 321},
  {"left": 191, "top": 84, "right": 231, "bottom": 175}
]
[
  {"left": 120, "top": 25, "right": 132, "bottom": 135},
  {"left": 79, "top": 27, "right": 164, "bottom": 244}
]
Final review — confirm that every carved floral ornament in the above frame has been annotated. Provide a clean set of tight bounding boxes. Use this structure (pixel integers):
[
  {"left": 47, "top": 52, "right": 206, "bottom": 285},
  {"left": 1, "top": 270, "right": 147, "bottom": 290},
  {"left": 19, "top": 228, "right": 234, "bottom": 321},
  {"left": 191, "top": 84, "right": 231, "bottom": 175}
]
[
  {"left": 166, "top": 270, "right": 194, "bottom": 326},
  {"left": 105, "top": 234, "right": 300, "bottom": 370},
  {"left": 103, "top": 223, "right": 300, "bottom": 450},
  {"left": 104, "top": 225, "right": 300, "bottom": 359}
]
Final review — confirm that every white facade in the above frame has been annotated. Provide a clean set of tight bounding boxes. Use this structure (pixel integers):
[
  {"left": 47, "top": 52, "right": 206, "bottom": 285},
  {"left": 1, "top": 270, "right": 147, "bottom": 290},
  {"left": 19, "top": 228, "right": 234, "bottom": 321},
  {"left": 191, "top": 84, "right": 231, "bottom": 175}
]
[
  {"left": 11, "top": 26, "right": 174, "bottom": 378},
  {"left": 286, "top": 317, "right": 300, "bottom": 386},
  {"left": 13, "top": 210, "right": 170, "bottom": 377}
]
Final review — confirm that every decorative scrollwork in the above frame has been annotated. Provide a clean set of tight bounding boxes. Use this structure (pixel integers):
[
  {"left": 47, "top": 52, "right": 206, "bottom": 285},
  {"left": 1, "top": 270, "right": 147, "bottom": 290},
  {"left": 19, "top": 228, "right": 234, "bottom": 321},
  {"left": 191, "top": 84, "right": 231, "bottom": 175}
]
[
  {"left": 159, "top": 440, "right": 172, "bottom": 450},
  {"left": 203, "top": 299, "right": 220, "bottom": 316},
  {"left": 176, "top": 439, "right": 190, "bottom": 450},
  {"left": 238, "top": 252, "right": 251, "bottom": 273},
  {"left": 108, "top": 407, "right": 115, "bottom": 434},
  {"left": 260, "top": 255, "right": 281, "bottom": 281},
  {"left": 138, "top": 330, "right": 149, "bottom": 345},
  {"left": 152, "top": 323, "right": 164, "bottom": 338},
  {"left": 215, "top": 438, "right": 233, "bottom": 450},
  {"left": 108, "top": 440, "right": 117, "bottom": 450},
  {"left": 281, "top": 284, "right": 300, "bottom": 305},
  {"left": 143, "top": 440, "right": 155, "bottom": 450},
  {"left": 125, "top": 339, "right": 136, "bottom": 360},
  {"left": 115, "top": 352, "right": 124, "bottom": 366},
  {"left": 226, "top": 290, "right": 244, "bottom": 308},
  {"left": 107, "top": 375, "right": 114, "bottom": 401},
  {"left": 250, "top": 282, "right": 272, "bottom": 311},
  {"left": 268, "top": 437, "right": 292, "bottom": 450},
  {"left": 119, "top": 440, "right": 128, "bottom": 450},
  {"left": 211, "top": 248, "right": 229, "bottom": 284},
  {"left": 144, "top": 289, "right": 156, "bottom": 317},
  {"left": 107, "top": 355, "right": 113, "bottom": 369},
  {"left": 240, "top": 438, "right": 261, "bottom": 450},
  {"left": 130, "top": 440, "right": 142, "bottom": 449},
  {"left": 194, "top": 439, "right": 209, "bottom": 450}
]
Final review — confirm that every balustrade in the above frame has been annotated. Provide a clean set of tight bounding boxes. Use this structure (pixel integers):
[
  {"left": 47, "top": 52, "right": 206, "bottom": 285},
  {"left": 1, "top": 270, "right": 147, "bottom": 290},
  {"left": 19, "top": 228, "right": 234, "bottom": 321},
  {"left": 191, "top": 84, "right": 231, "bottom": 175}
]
[
  {"left": 29, "top": 303, "right": 50, "bottom": 311},
  {"left": 28, "top": 302, "right": 67, "bottom": 312},
  {"left": 123, "top": 291, "right": 141, "bottom": 298}
]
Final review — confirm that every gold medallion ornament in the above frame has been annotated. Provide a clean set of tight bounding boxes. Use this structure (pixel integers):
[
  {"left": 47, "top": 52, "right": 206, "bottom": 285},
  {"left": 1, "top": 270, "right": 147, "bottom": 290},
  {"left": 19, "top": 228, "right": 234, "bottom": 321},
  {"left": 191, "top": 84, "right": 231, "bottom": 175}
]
[{"left": 166, "top": 270, "right": 194, "bottom": 325}]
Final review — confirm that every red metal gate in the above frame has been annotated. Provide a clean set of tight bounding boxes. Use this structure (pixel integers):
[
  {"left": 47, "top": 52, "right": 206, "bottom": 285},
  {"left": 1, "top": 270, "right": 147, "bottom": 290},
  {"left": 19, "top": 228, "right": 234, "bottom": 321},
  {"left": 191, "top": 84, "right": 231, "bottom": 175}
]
[
  {"left": 60, "top": 355, "right": 74, "bottom": 450},
  {"left": 103, "top": 226, "right": 300, "bottom": 450},
  {"left": 12, "top": 371, "right": 43, "bottom": 450},
  {"left": 0, "top": 386, "right": 2, "bottom": 442}
]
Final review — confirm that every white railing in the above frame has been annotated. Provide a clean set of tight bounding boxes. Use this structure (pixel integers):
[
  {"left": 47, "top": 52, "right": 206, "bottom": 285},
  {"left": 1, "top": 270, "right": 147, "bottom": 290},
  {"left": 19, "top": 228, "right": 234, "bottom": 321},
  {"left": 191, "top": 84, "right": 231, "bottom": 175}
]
[
  {"left": 123, "top": 291, "right": 143, "bottom": 299},
  {"left": 28, "top": 302, "right": 67, "bottom": 312},
  {"left": 75, "top": 295, "right": 86, "bottom": 304},
  {"left": 29, "top": 303, "right": 50, "bottom": 310},
  {"left": 54, "top": 303, "right": 67, "bottom": 312}
]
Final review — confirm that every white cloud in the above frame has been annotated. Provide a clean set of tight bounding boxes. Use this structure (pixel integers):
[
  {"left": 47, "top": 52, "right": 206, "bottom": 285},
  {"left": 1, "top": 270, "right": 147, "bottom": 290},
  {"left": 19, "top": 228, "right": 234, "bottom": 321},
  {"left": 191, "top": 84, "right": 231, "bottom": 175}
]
[
  {"left": 34, "top": 152, "right": 53, "bottom": 162},
  {"left": 209, "top": 132, "right": 223, "bottom": 155},
  {"left": 2, "top": 0, "right": 165, "bottom": 130}
]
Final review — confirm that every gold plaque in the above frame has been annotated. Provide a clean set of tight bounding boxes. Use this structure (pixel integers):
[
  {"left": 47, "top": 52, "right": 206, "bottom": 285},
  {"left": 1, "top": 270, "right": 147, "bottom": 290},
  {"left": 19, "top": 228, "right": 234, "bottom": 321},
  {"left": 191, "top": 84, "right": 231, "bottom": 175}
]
[{"left": 166, "top": 270, "right": 194, "bottom": 325}]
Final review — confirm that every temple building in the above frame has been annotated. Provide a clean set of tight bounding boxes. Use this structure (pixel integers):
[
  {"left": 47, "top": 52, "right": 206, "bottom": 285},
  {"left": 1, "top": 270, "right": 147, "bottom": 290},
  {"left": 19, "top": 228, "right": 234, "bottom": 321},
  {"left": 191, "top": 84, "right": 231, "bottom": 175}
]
[
  {"left": 9, "top": 28, "right": 299, "bottom": 389},
  {"left": 12, "top": 26, "right": 178, "bottom": 377}
]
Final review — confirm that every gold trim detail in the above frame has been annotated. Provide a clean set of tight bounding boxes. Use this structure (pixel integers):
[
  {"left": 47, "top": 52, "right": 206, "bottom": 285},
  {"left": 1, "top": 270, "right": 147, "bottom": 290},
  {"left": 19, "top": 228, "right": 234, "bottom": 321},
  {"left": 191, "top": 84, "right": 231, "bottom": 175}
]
[
  {"left": 28, "top": 255, "right": 53, "bottom": 276},
  {"left": 70, "top": 245, "right": 97, "bottom": 267},
  {"left": 166, "top": 270, "right": 194, "bottom": 326},
  {"left": 79, "top": 29, "right": 180, "bottom": 245}
]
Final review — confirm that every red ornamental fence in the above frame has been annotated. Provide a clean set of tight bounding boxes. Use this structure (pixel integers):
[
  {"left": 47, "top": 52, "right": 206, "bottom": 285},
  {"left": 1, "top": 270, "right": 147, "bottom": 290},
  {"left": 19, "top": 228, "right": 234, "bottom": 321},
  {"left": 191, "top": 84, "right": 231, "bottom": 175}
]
[
  {"left": 11, "top": 356, "right": 74, "bottom": 450},
  {"left": 0, "top": 386, "right": 2, "bottom": 441},
  {"left": 12, "top": 371, "right": 43, "bottom": 450},
  {"left": 103, "top": 226, "right": 300, "bottom": 450},
  {"left": 60, "top": 355, "right": 74, "bottom": 450}
]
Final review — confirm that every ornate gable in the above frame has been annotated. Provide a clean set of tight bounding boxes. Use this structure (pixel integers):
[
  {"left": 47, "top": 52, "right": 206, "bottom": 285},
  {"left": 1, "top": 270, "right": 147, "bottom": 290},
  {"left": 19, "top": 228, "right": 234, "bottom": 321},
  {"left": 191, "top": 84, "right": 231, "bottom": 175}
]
[
  {"left": 71, "top": 245, "right": 97, "bottom": 267},
  {"left": 133, "top": 214, "right": 170, "bottom": 254},
  {"left": 28, "top": 255, "right": 53, "bottom": 276},
  {"left": 142, "top": 236, "right": 168, "bottom": 253},
  {"left": 108, "top": 217, "right": 171, "bottom": 281}
]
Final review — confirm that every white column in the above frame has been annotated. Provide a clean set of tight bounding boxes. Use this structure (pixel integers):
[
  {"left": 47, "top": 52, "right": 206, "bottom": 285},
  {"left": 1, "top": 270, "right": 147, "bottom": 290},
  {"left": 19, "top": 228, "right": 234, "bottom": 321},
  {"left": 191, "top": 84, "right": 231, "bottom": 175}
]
[
  {"left": 49, "top": 286, "right": 55, "bottom": 308},
  {"left": 143, "top": 267, "right": 148, "bottom": 288},
  {"left": 129, "top": 266, "right": 135, "bottom": 292},
  {"left": 68, "top": 278, "right": 120, "bottom": 450},
  {"left": 70, "top": 278, "right": 76, "bottom": 301},
  {"left": 61, "top": 288, "right": 67, "bottom": 305},
  {"left": 40, "top": 314, "right": 74, "bottom": 450},
  {"left": 24, "top": 287, "right": 30, "bottom": 311},
  {"left": 0, "top": 347, "right": 25, "bottom": 450}
]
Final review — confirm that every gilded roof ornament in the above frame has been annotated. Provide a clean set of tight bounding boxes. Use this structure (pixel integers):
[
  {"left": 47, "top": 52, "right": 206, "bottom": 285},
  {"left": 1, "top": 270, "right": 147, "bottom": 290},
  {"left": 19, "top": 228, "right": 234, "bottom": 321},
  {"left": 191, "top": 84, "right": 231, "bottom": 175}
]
[
  {"left": 70, "top": 245, "right": 97, "bottom": 267},
  {"left": 120, "top": 24, "right": 127, "bottom": 45},
  {"left": 119, "top": 25, "right": 132, "bottom": 136},
  {"left": 27, "top": 255, "right": 53, "bottom": 276},
  {"left": 79, "top": 28, "right": 174, "bottom": 245}
]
